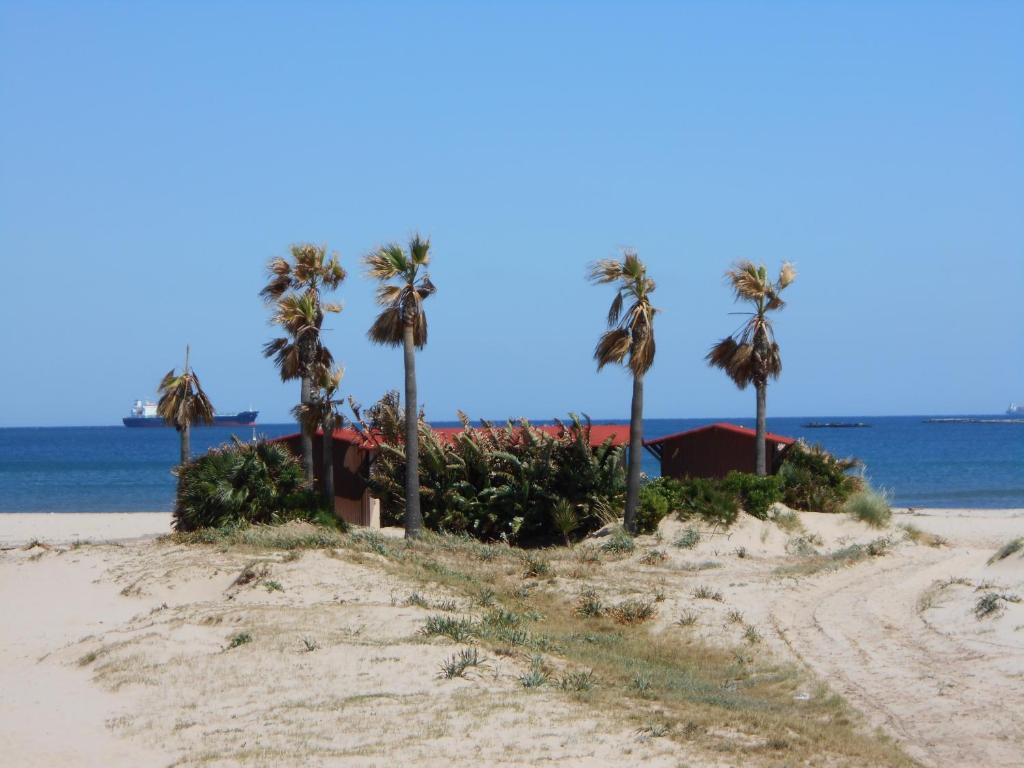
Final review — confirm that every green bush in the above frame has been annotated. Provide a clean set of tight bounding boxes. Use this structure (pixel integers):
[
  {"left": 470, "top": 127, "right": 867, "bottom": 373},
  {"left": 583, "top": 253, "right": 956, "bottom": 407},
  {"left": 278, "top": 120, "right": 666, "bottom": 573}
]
[
  {"left": 777, "top": 441, "right": 863, "bottom": 514},
  {"left": 173, "top": 439, "right": 322, "bottom": 532},
  {"left": 720, "top": 472, "right": 783, "bottom": 520},
  {"left": 363, "top": 401, "right": 625, "bottom": 544},
  {"left": 843, "top": 488, "right": 892, "bottom": 528},
  {"left": 674, "top": 477, "right": 740, "bottom": 527},
  {"left": 637, "top": 483, "right": 670, "bottom": 534}
]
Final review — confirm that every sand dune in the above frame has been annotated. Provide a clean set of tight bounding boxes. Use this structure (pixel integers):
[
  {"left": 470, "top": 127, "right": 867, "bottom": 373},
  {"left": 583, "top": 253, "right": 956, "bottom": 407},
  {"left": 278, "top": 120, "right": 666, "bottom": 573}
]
[{"left": 0, "top": 508, "right": 1020, "bottom": 767}]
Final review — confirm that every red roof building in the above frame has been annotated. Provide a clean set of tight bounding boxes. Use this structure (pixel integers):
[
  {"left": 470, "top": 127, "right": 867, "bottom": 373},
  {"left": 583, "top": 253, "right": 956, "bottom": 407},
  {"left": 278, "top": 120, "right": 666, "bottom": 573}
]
[
  {"left": 643, "top": 423, "right": 795, "bottom": 480},
  {"left": 271, "top": 422, "right": 630, "bottom": 527}
]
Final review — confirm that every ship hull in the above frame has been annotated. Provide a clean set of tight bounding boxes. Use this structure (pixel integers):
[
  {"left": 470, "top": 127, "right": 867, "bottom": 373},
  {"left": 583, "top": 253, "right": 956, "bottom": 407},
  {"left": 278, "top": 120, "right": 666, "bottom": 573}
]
[{"left": 123, "top": 411, "right": 258, "bottom": 428}]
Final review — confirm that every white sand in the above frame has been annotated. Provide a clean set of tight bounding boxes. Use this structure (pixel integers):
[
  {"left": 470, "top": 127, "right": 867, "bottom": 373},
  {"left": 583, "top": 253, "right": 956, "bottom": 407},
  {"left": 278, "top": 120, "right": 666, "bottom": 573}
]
[
  {"left": 0, "top": 508, "right": 1021, "bottom": 767},
  {"left": 0, "top": 513, "right": 171, "bottom": 548}
]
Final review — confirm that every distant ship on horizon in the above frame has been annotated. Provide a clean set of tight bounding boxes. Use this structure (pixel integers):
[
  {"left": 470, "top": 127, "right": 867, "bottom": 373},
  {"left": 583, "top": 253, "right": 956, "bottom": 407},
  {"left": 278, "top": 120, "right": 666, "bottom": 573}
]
[
  {"left": 122, "top": 400, "right": 258, "bottom": 428},
  {"left": 1009, "top": 403, "right": 1024, "bottom": 416}
]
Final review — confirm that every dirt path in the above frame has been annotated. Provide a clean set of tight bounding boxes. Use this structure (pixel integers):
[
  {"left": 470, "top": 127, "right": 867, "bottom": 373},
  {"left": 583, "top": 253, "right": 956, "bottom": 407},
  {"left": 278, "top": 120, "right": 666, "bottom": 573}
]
[{"left": 769, "top": 547, "right": 1024, "bottom": 768}]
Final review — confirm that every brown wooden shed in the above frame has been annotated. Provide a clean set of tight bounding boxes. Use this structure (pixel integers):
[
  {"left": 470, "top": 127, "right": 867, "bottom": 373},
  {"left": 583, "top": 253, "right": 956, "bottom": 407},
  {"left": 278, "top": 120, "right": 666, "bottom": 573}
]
[
  {"left": 272, "top": 429, "right": 380, "bottom": 527},
  {"left": 643, "top": 423, "right": 795, "bottom": 480}
]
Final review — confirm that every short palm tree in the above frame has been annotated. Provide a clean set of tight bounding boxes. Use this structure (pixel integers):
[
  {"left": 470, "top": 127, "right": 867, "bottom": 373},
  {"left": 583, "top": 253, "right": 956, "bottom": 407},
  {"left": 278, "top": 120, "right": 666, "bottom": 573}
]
[
  {"left": 363, "top": 234, "right": 436, "bottom": 539},
  {"left": 157, "top": 346, "right": 215, "bottom": 466},
  {"left": 589, "top": 250, "right": 657, "bottom": 535},
  {"left": 292, "top": 365, "right": 345, "bottom": 508},
  {"left": 707, "top": 261, "right": 796, "bottom": 475},
  {"left": 261, "top": 243, "right": 345, "bottom": 483}
]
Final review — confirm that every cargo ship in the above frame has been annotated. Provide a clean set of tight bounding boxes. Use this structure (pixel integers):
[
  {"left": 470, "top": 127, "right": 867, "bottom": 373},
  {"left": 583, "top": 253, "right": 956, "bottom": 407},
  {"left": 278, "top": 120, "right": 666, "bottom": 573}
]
[
  {"left": 1008, "top": 403, "right": 1024, "bottom": 416},
  {"left": 122, "top": 400, "right": 258, "bottom": 427}
]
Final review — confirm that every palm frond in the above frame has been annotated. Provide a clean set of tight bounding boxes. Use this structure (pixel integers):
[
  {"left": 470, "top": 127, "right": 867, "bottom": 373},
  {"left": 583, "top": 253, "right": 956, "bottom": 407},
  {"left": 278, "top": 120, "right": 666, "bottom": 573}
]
[
  {"left": 606, "top": 291, "right": 624, "bottom": 327},
  {"left": 363, "top": 244, "right": 407, "bottom": 280},
  {"left": 368, "top": 306, "right": 404, "bottom": 347},
  {"left": 587, "top": 258, "right": 624, "bottom": 285},
  {"left": 594, "top": 328, "right": 631, "bottom": 370},
  {"left": 726, "top": 260, "right": 766, "bottom": 301},
  {"left": 778, "top": 261, "right": 797, "bottom": 289},
  {"left": 409, "top": 233, "right": 431, "bottom": 265}
]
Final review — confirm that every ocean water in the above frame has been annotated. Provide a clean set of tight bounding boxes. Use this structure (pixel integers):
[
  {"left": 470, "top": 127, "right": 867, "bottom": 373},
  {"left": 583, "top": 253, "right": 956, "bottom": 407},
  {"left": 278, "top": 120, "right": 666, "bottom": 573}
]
[{"left": 0, "top": 417, "right": 1020, "bottom": 512}]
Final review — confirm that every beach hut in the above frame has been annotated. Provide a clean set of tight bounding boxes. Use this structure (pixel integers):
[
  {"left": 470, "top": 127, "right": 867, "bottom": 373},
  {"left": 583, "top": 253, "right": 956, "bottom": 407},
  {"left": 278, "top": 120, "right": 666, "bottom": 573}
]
[
  {"left": 273, "top": 429, "right": 381, "bottom": 527},
  {"left": 643, "top": 423, "right": 795, "bottom": 480},
  {"left": 273, "top": 422, "right": 631, "bottom": 528}
]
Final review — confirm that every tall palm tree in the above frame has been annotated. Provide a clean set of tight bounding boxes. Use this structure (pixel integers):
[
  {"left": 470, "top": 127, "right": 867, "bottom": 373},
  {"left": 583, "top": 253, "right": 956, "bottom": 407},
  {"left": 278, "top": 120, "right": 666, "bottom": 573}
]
[
  {"left": 292, "top": 365, "right": 345, "bottom": 508},
  {"left": 157, "top": 346, "right": 215, "bottom": 466},
  {"left": 707, "top": 261, "right": 796, "bottom": 475},
  {"left": 363, "top": 234, "right": 436, "bottom": 539},
  {"left": 589, "top": 250, "right": 657, "bottom": 535},
  {"left": 261, "top": 243, "right": 345, "bottom": 483}
]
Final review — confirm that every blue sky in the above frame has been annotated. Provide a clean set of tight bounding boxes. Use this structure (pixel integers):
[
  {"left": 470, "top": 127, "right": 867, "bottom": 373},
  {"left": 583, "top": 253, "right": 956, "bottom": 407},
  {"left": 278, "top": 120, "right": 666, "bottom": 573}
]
[{"left": 1, "top": 1, "right": 1021, "bottom": 426}]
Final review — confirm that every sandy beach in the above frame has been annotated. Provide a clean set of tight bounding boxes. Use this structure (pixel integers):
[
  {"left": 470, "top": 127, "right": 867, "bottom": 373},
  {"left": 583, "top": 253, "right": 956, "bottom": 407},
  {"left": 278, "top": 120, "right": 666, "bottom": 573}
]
[{"left": 1, "top": 508, "right": 1021, "bottom": 767}]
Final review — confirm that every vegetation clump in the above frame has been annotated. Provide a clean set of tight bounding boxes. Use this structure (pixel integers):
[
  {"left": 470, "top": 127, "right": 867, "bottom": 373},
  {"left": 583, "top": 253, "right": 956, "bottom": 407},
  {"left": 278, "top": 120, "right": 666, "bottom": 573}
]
[
  {"left": 974, "top": 592, "right": 1021, "bottom": 619},
  {"left": 720, "top": 471, "right": 783, "bottom": 520},
  {"left": 843, "top": 488, "right": 892, "bottom": 528},
  {"left": 988, "top": 538, "right": 1024, "bottom": 564},
  {"left": 172, "top": 439, "right": 323, "bottom": 532},
  {"left": 777, "top": 441, "right": 863, "bottom": 514},
  {"left": 608, "top": 598, "right": 658, "bottom": 625},
  {"left": 364, "top": 404, "right": 626, "bottom": 544},
  {"left": 439, "top": 647, "right": 485, "bottom": 679},
  {"left": 673, "top": 527, "right": 701, "bottom": 549},
  {"left": 600, "top": 529, "right": 636, "bottom": 554}
]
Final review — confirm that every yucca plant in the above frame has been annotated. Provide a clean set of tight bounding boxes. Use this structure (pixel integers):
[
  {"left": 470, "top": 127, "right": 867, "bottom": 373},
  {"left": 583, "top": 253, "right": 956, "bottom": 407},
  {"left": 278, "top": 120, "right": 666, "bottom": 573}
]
[
  {"left": 292, "top": 365, "right": 345, "bottom": 508},
  {"left": 261, "top": 243, "right": 345, "bottom": 483},
  {"left": 363, "top": 234, "right": 436, "bottom": 539},
  {"left": 157, "top": 346, "right": 215, "bottom": 465},
  {"left": 589, "top": 251, "right": 657, "bottom": 534},
  {"left": 707, "top": 261, "right": 796, "bottom": 475}
]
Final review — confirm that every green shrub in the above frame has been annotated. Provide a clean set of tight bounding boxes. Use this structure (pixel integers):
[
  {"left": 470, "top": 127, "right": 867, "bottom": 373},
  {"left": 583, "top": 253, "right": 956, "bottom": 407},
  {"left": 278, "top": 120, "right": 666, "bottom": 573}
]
[
  {"left": 777, "top": 441, "right": 863, "bottom": 514},
  {"left": 361, "top": 399, "right": 625, "bottom": 544},
  {"left": 673, "top": 528, "right": 701, "bottom": 549},
  {"left": 601, "top": 528, "right": 636, "bottom": 554},
  {"left": 843, "top": 489, "right": 892, "bottom": 528},
  {"left": 720, "top": 472, "right": 783, "bottom": 520},
  {"left": 637, "top": 477, "right": 686, "bottom": 533},
  {"left": 173, "top": 439, "right": 322, "bottom": 532},
  {"left": 674, "top": 477, "right": 740, "bottom": 527},
  {"left": 637, "top": 485, "right": 670, "bottom": 534}
]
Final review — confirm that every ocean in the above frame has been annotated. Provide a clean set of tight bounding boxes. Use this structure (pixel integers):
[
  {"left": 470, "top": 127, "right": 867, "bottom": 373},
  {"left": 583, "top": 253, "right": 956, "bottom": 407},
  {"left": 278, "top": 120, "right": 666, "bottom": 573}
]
[{"left": 0, "top": 416, "right": 1021, "bottom": 512}]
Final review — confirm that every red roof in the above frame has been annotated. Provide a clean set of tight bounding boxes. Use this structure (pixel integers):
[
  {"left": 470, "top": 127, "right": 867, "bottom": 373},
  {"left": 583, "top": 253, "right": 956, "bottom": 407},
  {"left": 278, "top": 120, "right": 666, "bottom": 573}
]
[
  {"left": 643, "top": 422, "right": 795, "bottom": 447},
  {"left": 272, "top": 423, "right": 630, "bottom": 450},
  {"left": 430, "top": 423, "right": 629, "bottom": 448}
]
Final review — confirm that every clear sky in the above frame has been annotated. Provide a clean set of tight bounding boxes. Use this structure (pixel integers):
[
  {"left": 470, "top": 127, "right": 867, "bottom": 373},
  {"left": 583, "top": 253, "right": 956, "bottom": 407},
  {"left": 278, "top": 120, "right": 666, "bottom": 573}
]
[{"left": 1, "top": 1, "right": 1021, "bottom": 427}]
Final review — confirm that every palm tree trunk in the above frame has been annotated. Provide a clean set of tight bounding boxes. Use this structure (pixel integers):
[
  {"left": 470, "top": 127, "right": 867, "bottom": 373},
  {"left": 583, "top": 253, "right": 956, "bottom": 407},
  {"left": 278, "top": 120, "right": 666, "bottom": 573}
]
[
  {"left": 624, "top": 373, "right": 644, "bottom": 534},
  {"left": 300, "top": 375, "right": 314, "bottom": 483},
  {"left": 180, "top": 423, "right": 190, "bottom": 466},
  {"left": 402, "top": 322, "right": 423, "bottom": 538},
  {"left": 755, "top": 381, "right": 767, "bottom": 476},
  {"left": 322, "top": 423, "right": 334, "bottom": 511}
]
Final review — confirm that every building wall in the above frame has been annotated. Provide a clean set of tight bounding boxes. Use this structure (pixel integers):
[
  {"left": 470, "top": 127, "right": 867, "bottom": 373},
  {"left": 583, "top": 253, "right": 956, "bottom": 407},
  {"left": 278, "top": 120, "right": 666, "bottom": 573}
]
[
  {"left": 278, "top": 434, "right": 375, "bottom": 527},
  {"left": 658, "top": 429, "right": 789, "bottom": 479}
]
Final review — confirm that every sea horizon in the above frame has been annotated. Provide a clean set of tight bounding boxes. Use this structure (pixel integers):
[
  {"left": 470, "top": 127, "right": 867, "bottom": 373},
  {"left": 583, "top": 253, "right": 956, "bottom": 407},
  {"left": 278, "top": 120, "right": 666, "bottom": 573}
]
[{"left": 1, "top": 415, "right": 1021, "bottom": 513}]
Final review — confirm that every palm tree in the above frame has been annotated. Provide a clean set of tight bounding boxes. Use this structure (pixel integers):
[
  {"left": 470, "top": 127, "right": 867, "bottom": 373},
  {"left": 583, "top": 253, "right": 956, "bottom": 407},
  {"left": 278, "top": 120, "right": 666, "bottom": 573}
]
[
  {"left": 157, "top": 346, "right": 215, "bottom": 466},
  {"left": 292, "top": 365, "right": 345, "bottom": 508},
  {"left": 707, "top": 261, "right": 796, "bottom": 475},
  {"left": 589, "top": 250, "right": 657, "bottom": 535},
  {"left": 363, "top": 234, "right": 436, "bottom": 539},
  {"left": 261, "top": 243, "right": 345, "bottom": 483}
]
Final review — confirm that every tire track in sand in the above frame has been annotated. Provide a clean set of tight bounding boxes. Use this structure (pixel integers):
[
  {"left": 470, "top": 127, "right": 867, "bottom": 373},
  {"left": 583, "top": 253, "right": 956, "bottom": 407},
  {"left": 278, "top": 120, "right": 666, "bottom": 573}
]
[{"left": 769, "top": 549, "right": 1024, "bottom": 768}]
